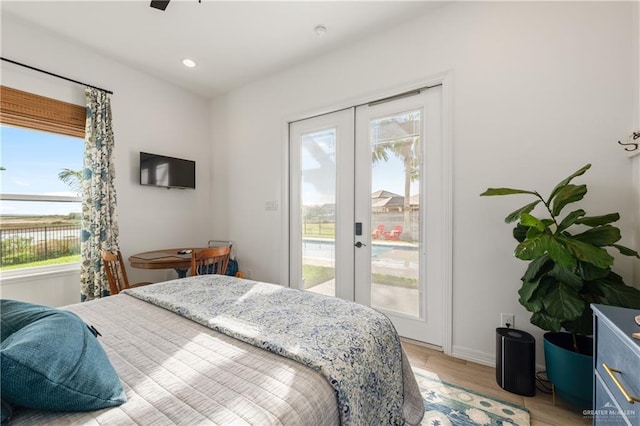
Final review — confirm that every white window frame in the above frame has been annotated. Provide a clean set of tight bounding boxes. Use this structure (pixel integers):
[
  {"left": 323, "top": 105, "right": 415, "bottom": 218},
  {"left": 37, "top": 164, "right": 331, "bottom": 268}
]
[{"left": 1, "top": 194, "right": 80, "bottom": 203}]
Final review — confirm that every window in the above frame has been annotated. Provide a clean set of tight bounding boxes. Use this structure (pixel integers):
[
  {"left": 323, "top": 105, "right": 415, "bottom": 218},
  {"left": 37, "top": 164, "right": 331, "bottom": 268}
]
[{"left": 0, "top": 86, "right": 85, "bottom": 271}]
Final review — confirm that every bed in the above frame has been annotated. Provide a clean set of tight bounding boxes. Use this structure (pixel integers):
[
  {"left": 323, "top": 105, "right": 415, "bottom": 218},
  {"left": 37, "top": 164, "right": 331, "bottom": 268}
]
[{"left": 3, "top": 275, "right": 424, "bottom": 425}]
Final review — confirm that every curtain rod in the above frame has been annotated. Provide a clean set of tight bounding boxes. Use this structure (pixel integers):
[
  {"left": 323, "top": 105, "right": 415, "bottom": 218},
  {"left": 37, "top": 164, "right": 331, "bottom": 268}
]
[{"left": 1, "top": 57, "right": 114, "bottom": 95}]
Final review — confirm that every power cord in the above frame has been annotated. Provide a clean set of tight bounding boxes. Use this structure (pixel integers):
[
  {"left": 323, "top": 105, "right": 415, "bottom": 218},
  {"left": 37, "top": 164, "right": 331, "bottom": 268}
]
[{"left": 535, "top": 371, "right": 553, "bottom": 394}]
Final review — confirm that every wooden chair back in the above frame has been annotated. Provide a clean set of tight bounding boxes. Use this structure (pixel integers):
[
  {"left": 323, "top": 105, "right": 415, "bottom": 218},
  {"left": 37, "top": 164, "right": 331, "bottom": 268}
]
[
  {"left": 102, "top": 250, "right": 151, "bottom": 295},
  {"left": 190, "top": 246, "right": 231, "bottom": 276}
]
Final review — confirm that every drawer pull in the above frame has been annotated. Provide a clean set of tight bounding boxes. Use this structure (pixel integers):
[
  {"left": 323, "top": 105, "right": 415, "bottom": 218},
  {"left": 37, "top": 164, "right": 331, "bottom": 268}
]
[{"left": 603, "top": 363, "right": 640, "bottom": 404}]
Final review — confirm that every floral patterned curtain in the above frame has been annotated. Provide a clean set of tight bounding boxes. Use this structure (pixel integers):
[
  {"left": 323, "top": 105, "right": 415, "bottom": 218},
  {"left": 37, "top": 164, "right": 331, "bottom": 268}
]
[{"left": 80, "top": 88, "right": 119, "bottom": 301}]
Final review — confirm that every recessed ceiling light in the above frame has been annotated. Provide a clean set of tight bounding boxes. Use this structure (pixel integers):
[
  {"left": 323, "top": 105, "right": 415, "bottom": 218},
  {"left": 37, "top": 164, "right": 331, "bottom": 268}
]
[
  {"left": 314, "top": 25, "right": 327, "bottom": 37},
  {"left": 182, "top": 58, "right": 196, "bottom": 68}
]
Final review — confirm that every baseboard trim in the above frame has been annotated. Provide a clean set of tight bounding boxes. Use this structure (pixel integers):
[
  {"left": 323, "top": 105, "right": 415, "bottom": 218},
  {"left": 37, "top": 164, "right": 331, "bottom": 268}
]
[
  {"left": 452, "top": 344, "right": 547, "bottom": 373},
  {"left": 451, "top": 345, "right": 495, "bottom": 367},
  {"left": 0, "top": 264, "right": 80, "bottom": 284},
  {"left": 401, "top": 337, "right": 443, "bottom": 352}
]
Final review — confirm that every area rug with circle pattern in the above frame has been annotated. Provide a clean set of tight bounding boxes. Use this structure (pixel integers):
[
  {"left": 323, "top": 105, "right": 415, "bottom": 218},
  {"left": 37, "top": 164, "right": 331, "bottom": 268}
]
[{"left": 413, "top": 368, "right": 531, "bottom": 426}]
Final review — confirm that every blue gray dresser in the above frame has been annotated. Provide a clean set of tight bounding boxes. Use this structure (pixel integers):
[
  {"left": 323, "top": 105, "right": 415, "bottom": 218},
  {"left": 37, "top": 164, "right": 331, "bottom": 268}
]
[{"left": 592, "top": 304, "right": 640, "bottom": 425}]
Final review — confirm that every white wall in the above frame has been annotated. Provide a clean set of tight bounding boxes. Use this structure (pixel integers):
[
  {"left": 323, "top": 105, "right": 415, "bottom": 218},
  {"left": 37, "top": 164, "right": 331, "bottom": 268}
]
[
  {"left": 211, "top": 2, "right": 639, "bottom": 365},
  {"left": 0, "top": 14, "right": 212, "bottom": 306}
]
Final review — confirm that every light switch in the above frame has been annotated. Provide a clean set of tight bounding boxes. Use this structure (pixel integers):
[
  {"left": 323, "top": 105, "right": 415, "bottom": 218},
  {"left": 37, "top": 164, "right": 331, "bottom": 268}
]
[{"left": 265, "top": 200, "right": 278, "bottom": 211}]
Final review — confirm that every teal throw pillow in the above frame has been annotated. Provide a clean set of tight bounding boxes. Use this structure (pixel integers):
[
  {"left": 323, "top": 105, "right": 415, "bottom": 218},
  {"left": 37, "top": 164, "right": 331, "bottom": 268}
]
[
  {"left": 0, "top": 299, "right": 127, "bottom": 411},
  {"left": 1, "top": 399, "right": 12, "bottom": 424}
]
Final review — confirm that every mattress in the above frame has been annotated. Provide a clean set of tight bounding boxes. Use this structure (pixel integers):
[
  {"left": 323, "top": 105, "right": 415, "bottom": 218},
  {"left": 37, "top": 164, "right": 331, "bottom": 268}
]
[{"left": 9, "top": 294, "right": 340, "bottom": 425}]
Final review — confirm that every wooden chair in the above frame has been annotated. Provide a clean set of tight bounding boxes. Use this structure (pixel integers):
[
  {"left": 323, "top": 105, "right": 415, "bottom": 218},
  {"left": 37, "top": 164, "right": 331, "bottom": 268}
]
[
  {"left": 190, "top": 246, "right": 231, "bottom": 276},
  {"left": 102, "top": 250, "right": 152, "bottom": 295}
]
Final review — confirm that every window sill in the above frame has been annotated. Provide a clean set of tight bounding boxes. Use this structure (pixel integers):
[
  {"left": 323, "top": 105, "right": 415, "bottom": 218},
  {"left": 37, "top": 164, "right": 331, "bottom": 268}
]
[{"left": 0, "top": 263, "right": 80, "bottom": 284}]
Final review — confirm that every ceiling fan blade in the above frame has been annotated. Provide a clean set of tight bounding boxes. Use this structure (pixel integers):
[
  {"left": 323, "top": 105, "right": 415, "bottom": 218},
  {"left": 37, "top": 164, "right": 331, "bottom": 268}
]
[{"left": 150, "top": 0, "right": 170, "bottom": 11}]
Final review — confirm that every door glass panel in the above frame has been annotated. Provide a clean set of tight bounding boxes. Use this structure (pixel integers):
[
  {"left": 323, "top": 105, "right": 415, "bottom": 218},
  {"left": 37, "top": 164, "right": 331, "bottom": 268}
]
[
  {"left": 369, "top": 110, "right": 421, "bottom": 317},
  {"left": 300, "top": 128, "right": 336, "bottom": 297}
]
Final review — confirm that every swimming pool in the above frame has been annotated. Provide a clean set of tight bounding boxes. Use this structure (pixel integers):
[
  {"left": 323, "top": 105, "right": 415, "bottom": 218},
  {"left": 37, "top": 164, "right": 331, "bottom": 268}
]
[{"left": 302, "top": 239, "right": 416, "bottom": 260}]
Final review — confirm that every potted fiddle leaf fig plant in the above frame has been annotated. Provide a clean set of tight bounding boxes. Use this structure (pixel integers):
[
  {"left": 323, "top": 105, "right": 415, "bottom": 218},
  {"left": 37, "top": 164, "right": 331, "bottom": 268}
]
[{"left": 481, "top": 163, "right": 640, "bottom": 408}]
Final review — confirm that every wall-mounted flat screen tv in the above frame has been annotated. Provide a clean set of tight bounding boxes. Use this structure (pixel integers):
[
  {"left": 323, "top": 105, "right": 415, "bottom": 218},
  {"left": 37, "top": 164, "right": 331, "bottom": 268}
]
[{"left": 139, "top": 152, "right": 196, "bottom": 189}]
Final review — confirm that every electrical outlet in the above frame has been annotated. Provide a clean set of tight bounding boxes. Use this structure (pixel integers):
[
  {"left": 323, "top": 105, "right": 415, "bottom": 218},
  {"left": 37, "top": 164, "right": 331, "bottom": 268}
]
[{"left": 501, "top": 313, "right": 515, "bottom": 329}]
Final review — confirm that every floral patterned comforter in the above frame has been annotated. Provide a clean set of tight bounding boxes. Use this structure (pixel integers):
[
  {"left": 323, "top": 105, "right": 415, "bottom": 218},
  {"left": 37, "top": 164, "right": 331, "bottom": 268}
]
[{"left": 124, "top": 275, "right": 411, "bottom": 425}]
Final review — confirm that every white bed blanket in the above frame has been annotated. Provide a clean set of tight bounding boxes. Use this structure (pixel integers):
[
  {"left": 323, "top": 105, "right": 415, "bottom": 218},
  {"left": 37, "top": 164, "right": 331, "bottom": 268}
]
[
  {"left": 124, "top": 276, "right": 423, "bottom": 425},
  {"left": 9, "top": 295, "right": 340, "bottom": 425}
]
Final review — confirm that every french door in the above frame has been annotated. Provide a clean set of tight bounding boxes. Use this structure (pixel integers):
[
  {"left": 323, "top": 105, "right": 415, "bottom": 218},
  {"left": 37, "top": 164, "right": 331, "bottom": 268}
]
[
  {"left": 289, "top": 85, "right": 445, "bottom": 345},
  {"left": 289, "top": 109, "right": 355, "bottom": 301}
]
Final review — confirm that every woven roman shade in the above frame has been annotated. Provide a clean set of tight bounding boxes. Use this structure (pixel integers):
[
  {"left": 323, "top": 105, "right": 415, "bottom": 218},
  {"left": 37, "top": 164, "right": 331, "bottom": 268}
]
[{"left": 0, "top": 86, "right": 85, "bottom": 138}]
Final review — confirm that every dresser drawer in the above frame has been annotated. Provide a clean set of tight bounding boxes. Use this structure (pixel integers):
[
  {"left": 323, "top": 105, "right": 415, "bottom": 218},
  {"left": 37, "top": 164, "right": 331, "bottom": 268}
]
[
  {"left": 595, "top": 317, "right": 640, "bottom": 416},
  {"left": 593, "top": 305, "right": 640, "bottom": 426},
  {"left": 594, "top": 370, "right": 633, "bottom": 426}
]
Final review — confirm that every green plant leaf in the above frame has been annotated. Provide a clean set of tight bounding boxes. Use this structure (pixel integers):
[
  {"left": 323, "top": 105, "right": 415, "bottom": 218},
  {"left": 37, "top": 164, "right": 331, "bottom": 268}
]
[
  {"left": 480, "top": 188, "right": 537, "bottom": 196},
  {"left": 513, "top": 224, "right": 529, "bottom": 243},
  {"left": 546, "top": 237, "right": 577, "bottom": 268},
  {"left": 531, "top": 311, "right": 562, "bottom": 332},
  {"left": 504, "top": 200, "right": 541, "bottom": 223},
  {"left": 563, "top": 238, "right": 614, "bottom": 269},
  {"left": 519, "top": 213, "right": 546, "bottom": 231},
  {"left": 525, "top": 226, "right": 543, "bottom": 239},
  {"left": 582, "top": 280, "right": 607, "bottom": 304},
  {"left": 594, "top": 272, "right": 640, "bottom": 309},
  {"left": 547, "top": 164, "right": 591, "bottom": 203},
  {"left": 612, "top": 244, "right": 640, "bottom": 258},
  {"left": 548, "top": 264, "right": 583, "bottom": 289},
  {"left": 573, "top": 225, "right": 621, "bottom": 247},
  {"left": 551, "top": 184, "right": 587, "bottom": 216},
  {"left": 519, "top": 285, "right": 545, "bottom": 313},
  {"left": 576, "top": 261, "right": 610, "bottom": 281},
  {"left": 515, "top": 235, "right": 548, "bottom": 260},
  {"left": 556, "top": 209, "right": 586, "bottom": 233},
  {"left": 521, "top": 255, "right": 552, "bottom": 282},
  {"left": 561, "top": 309, "right": 593, "bottom": 336},
  {"left": 518, "top": 279, "right": 539, "bottom": 304},
  {"left": 575, "top": 213, "right": 620, "bottom": 227},
  {"left": 543, "top": 282, "right": 585, "bottom": 320},
  {"left": 518, "top": 275, "right": 550, "bottom": 313}
]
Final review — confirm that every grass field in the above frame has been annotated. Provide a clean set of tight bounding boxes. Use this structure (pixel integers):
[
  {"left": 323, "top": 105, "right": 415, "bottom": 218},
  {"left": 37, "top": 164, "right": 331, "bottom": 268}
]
[
  {"left": 302, "top": 264, "right": 335, "bottom": 288},
  {"left": 0, "top": 214, "right": 80, "bottom": 230},
  {"left": 303, "top": 222, "right": 335, "bottom": 238},
  {"left": 302, "top": 264, "right": 417, "bottom": 289},
  {"left": 0, "top": 254, "right": 81, "bottom": 271}
]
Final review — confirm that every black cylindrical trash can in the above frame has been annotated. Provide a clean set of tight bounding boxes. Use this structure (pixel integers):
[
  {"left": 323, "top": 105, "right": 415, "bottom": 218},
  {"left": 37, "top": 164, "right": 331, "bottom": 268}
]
[{"left": 495, "top": 328, "right": 535, "bottom": 396}]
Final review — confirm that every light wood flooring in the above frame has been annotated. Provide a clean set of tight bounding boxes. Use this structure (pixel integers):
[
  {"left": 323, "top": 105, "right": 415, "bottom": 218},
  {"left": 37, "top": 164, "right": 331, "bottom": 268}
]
[{"left": 401, "top": 339, "right": 591, "bottom": 426}]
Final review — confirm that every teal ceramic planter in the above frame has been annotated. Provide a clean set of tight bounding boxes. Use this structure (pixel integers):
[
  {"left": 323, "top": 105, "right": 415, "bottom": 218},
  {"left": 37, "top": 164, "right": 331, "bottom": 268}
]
[{"left": 543, "top": 332, "right": 593, "bottom": 408}]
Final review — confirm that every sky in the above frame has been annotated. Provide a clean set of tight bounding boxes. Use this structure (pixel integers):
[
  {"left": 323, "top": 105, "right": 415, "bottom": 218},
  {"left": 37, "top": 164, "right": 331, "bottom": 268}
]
[
  {"left": 0, "top": 125, "right": 83, "bottom": 216},
  {"left": 1, "top": 122, "right": 418, "bottom": 215},
  {"left": 301, "top": 128, "right": 419, "bottom": 206}
]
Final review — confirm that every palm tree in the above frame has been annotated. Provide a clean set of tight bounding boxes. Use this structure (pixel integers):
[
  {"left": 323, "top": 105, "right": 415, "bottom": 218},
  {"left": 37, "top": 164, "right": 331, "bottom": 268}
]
[
  {"left": 58, "top": 168, "right": 83, "bottom": 196},
  {"left": 371, "top": 114, "right": 421, "bottom": 239}
]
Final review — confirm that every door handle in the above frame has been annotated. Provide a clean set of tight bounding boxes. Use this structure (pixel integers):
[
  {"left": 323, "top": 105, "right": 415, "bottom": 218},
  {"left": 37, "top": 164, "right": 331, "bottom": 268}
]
[{"left": 354, "top": 241, "right": 366, "bottom": 248}]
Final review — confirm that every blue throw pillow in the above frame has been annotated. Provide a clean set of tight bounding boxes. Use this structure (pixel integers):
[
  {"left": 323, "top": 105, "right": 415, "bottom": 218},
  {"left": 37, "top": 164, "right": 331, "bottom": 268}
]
[
  {"left": 0, "top": 299, "right": 127, "bottom": 412},
  {"left": 1, "top": 399, "right": 12, "bottom": 424}
]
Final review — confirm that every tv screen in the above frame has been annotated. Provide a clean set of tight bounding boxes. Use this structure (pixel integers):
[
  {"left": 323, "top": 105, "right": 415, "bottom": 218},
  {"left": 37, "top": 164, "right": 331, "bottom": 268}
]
[{"left": 139, "top": 152, "right": 196, "bottom": 189}]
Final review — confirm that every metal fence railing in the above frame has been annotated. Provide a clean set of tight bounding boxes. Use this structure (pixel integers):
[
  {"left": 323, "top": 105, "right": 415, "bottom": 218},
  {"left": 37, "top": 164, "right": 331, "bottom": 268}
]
[{"left": 0, "top": 225, "right": 81, "bottom": 268}]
